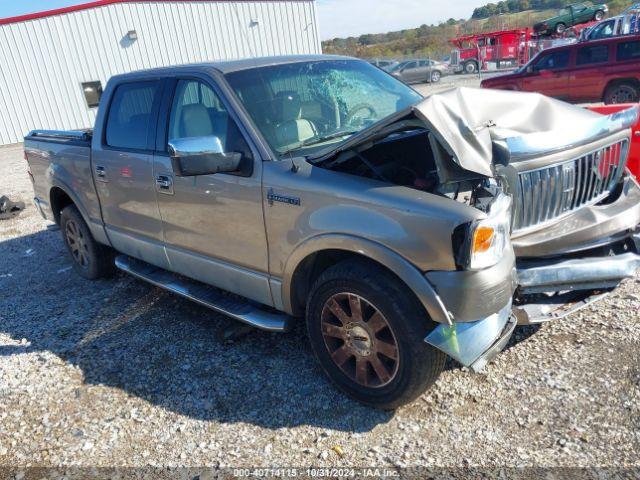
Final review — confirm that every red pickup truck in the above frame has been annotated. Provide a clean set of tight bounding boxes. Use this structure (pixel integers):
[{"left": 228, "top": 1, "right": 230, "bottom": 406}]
[{"left": 481, "top": 35, "right": 640, "bottom": 104}]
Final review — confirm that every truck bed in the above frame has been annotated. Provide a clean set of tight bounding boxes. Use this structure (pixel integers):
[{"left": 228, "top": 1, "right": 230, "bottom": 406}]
[{"left": 24, "top": 129, "right": 101, "bottom": 227}]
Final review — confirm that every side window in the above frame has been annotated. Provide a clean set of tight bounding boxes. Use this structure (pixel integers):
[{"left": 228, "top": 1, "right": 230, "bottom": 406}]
[
  {"left": 534, "top": 50, "right": 570, "bottom": 71},
  {"left": 168, "top": 80, "right": 251, "bottom": 157},
  {"left": 592, "top": 21, "right": 615, "bottom": 39},
  {"left": 617, "top": 40, "right": 640, "bottom": 61},
  {"left": 404, "top": 61, "right": 417, "bottom": 70},
  {"left": 106, "top": 82, "right": 158, "bottom": 150},
  {"left": 576, "top": 45, "right": 609, "bottom": 65}
]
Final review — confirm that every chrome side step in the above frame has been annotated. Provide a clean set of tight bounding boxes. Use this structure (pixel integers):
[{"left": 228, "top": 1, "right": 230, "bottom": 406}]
[{"left": 115, "top": 255, "right": 290, "bottom": 332}]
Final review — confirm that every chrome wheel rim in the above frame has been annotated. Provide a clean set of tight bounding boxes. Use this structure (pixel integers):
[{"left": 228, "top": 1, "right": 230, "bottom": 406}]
[
  {"left": 432, "top": 71, "right": 441, "bottom": 82},
  {"left": 320, "top": 293, "right": 400, "bottom": 388},
  {"left": 65, "top": 219, "right": 89, "bottom": 269}
]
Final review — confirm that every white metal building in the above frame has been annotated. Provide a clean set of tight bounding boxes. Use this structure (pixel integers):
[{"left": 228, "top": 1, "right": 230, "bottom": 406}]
[{"left": 0, "top": 0, "right": 321, "bottom": 145}]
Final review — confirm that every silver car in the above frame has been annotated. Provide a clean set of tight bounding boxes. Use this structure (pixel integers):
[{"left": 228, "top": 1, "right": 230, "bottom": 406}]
[{"left": 390, "top": 59, "right": 449, "bottom": 84}]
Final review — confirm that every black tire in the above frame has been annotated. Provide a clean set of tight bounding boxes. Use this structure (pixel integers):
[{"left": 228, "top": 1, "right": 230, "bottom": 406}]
[
  {"left": 430, "top": 70, "right": 442, "bottom": 83},
  {"left": 60, "top": 205, "right": 114, "bottom": 280},
  {"left": 464, "top": 61, "right": 478, "bottom": 74},
  {"left": 594, "top": 10, "right": 605, "bottom": 21},
  {"left": 555, "top": 22, "right": 567, "bottom": 35},
  {"left": 306, "top": 260, "right": 446, "bottom": 410},
  {"left": 604, "top": 82, "right": 640, "bottom": 105}
]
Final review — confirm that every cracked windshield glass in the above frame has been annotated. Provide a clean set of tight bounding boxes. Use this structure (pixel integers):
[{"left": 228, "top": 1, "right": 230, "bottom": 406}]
[{"left": 225, "top": 59, "right": 422, "bottom": 157}]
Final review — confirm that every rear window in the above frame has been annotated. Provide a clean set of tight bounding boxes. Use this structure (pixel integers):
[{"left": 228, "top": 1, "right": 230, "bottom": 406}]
[
  {"left": 105, "top": 82, "right": 158, "bottom": 150},
  {"left": 617, "top": 40, "right": 640, "bottom": 61},
  {"left": 576, "top": 45, "right": 609, "bottom": 65}
]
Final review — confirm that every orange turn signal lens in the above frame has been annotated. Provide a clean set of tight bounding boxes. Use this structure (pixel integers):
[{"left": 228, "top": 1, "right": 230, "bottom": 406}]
[{"left": 472, "top": 226, "right": 495, "bottom": 254}]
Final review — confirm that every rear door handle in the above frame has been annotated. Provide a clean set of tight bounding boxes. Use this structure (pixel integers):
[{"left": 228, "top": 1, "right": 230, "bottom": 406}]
[{"left": 156, "top": 174, "right": 174, "bottom": 195}]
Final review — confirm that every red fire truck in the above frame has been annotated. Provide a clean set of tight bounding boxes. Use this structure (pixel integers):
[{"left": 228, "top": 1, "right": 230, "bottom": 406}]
[{"left": 449, "top": 29, "right": 533, "bottom": 74}]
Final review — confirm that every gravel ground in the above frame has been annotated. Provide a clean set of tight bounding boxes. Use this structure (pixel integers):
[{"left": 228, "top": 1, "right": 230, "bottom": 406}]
[{"left": 1, "top": 134, "right": 639, "bottom": 472}]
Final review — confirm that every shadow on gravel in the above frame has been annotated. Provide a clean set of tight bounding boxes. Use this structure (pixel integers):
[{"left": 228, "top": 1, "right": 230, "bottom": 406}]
[{"left": 0, "top": 230, "right": 393, "bottom": 432}]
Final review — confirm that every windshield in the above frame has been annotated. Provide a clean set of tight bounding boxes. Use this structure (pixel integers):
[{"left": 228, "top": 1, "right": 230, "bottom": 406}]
[{"left": 224, "top": 59, "right": 422, "bottom": 157}]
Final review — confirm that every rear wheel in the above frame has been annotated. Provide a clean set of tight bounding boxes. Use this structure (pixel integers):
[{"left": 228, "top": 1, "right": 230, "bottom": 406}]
[
  {"left": 604, "top": 82, "right": 639, "bottom": 105},
  {"left": 555, "top": 23, "right": 567, "bottom": 34},
  {"left": 60, "top": 205, "right": 114, "bottom": 280},
  {"left": 430, "top": 70, "right": 442, "bottom": 83},
  {"left": 594, "top": 10, "right": 605, "bottom": 21},
  {"left": 306, "top": 260, "right": 446, "bottom": 410}
]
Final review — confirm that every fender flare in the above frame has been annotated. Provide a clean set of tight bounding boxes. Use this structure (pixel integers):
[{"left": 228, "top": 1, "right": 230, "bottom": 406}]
[
  {"left": 281, "top": 234, "right": 452, "bottom": 325},
  {"left": 49, "top": 178, "right": 110, "bottom": 246}
]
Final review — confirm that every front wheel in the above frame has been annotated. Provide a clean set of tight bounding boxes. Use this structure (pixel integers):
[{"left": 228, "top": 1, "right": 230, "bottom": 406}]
[
  {"left": 60, "top": 205, "right": 114, "bottom": 280},
  {"left": 594, "top": 10, "right": 605, "bottom": 21},
  {"left": 555, "top": 23, "right": 567, "bottom": 34},
  {"left": 306, "top": 260, "right": 446, "bottom": 410},
  {"left": 604, "top": 82, "right": 640, "bottom": 104},
  {"left": 430, "top": 70, "right": 442, "bottom": 83}
]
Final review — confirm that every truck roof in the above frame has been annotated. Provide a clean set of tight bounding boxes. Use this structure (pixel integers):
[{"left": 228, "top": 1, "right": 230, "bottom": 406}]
[{"left": 109, "top": 54, "right": 355, "bottom": 81}]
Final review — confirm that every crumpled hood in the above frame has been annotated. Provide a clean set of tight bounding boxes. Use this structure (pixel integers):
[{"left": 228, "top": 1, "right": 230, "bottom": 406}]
[{"left": 412, "top": 87, "right": 639, "bottom": 178}]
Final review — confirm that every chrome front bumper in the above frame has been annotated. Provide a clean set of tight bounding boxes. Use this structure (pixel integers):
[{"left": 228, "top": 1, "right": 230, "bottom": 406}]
[
  {"left": 514, "top": 231, "right": 640, "bottom": 324},
  {"left": 425, "top": 301, "right": 516, "bottom": 372},
  {"left": 517, "top": 250, "right": 640, "bottom": 294}
]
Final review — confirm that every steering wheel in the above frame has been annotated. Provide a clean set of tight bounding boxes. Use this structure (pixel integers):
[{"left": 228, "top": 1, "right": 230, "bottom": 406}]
[{"left": 344, "top": 103, "right": 378, "bottom": 127}]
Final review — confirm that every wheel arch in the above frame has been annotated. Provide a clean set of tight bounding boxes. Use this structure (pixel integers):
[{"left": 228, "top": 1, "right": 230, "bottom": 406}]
[
  {"left": 282, "top": 234, "right": 451, "bottom": 324},
  {"left": 50, "top": 184, "right": 83, "bottom": 226},
  {"left": 48, "top": 182, "right": 110, "bottom": 246}
]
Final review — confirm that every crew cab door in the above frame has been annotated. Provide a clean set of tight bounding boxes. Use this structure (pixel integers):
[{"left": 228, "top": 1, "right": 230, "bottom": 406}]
[
  {"left": 152, "top": 76, "right": 272, "bottom": 306},
  {"left": 521, "top": 49, "right": 571, "bottom": 99},
  {"left": 92, "top": 79, "right": 170, "bottom": 269}
]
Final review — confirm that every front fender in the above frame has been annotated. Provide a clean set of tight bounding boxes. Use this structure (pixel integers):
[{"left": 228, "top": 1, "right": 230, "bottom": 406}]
[{"left": 280, "top": 233, "right": 452, "bottom": 325}]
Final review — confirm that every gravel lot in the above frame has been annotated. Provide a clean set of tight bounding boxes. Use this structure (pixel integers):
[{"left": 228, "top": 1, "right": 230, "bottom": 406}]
[{"left": 1, "top": 122, "right": 639, "bottom": 472}]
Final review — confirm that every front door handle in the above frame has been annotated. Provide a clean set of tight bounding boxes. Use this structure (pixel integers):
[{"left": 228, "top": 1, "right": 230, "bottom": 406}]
[
  {"left": 156, "top": 174, "right": 174, "bottom": 195},
  {"left": 95, "top": 165, "right": 107, "bottom": 182}
]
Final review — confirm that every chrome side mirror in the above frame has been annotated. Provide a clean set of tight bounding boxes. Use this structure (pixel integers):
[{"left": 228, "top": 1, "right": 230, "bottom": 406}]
[{"left": 168, "top": 136, "right": 242, "bottom": 177}]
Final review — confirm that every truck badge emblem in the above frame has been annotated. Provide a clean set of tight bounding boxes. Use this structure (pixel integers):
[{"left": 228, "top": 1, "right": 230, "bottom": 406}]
[{"left": 267, "top": 188, "right": 301, "bottom": 207}]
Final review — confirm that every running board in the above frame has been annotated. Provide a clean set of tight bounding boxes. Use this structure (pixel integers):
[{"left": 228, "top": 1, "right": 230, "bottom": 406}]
[{"left": 115, "top": 255, "right": 290, "bottom": 332}]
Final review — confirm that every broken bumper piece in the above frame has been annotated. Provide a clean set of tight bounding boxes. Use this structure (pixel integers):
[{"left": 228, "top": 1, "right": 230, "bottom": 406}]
[{"left": 424, "top": 301, "right": 516, "bottom": 372}]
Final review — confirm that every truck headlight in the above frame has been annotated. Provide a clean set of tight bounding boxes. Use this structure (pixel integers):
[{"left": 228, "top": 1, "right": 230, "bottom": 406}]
[
  {"left": 454, "top": 193, "right": 512, "bottom": 271},
  {"left": 469, "top": 194, "right": 512, "bottom": 269}
]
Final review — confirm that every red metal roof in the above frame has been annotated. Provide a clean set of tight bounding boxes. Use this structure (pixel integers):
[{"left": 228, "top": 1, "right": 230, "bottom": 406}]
[{"left": 0, "top": 0, "right": 310, "bottom": 26}]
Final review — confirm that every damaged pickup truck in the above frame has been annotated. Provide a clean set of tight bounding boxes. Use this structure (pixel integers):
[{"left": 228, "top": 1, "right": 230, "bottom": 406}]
[{"left": 25, "top": 56, "right": 640, "bottom": 408}]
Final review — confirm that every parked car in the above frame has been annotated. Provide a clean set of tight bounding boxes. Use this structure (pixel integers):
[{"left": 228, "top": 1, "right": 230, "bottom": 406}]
[
  {"left": 389, "top": 59, "right": 449, "bottom": 83},
  {"left": 580, "top": 7, "right": 640, "bottom": 41},
  {"left": 534, "top": 2, "right": 608, "bottom": 36},
  {"left": 25, "top": 56, "right": 640, "bottom": 408},
  {"left": 480, "top": 35, "right": 640, "bottom": 104},
  {"left": 368, "top": 59, "right": 399, "bottom": 72}
]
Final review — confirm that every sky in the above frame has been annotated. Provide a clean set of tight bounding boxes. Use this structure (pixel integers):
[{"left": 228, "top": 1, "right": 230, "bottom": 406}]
[{"left": 0, "top": 0, "right": 490, "bottom": 40}]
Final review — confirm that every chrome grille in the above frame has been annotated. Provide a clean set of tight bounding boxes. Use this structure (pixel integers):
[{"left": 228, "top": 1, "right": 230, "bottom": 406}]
[{"left": 512, "top": 139, "right": 629, "bottom": 233}]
